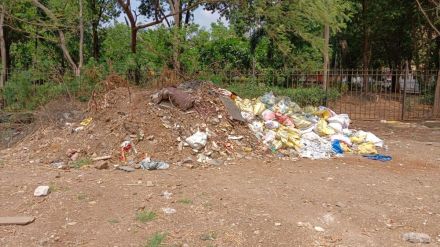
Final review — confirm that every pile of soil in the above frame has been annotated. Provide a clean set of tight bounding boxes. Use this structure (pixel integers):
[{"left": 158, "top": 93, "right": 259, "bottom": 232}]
[{"left": 5, "top": 80, "right": 268, "bottom": 169}]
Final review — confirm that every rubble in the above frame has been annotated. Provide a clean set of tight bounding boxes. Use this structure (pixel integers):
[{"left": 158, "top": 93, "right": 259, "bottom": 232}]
[{"left": 34, "top": 186, "right": 50, "bottom": 197}]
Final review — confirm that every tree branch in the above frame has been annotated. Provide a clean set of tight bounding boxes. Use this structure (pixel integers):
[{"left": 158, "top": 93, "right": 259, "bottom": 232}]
[{"left": 416, "top": 0, "right": 440, "bottom": 36}]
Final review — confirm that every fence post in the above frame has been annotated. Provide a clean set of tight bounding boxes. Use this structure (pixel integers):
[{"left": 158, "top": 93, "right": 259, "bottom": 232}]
[{"left": 401, "top": 61, "right": 408, "bottom": 120}]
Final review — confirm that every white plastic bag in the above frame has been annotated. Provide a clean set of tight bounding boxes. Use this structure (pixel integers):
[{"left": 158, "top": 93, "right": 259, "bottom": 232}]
[{"left": 185, "top": 131, "right": 208, "bottom": 150}]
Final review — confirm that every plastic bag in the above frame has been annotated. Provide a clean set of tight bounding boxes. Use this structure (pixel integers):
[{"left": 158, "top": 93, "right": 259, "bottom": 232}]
[
  {"left": 241, "top": 112, "right": 254, "bottom": 122},
  {"left": 262, "top": 109, "right": 276, "bottom": 121},
  {"left": 300, "top": 132, "right": 332, "bottom": 159},
  {"left": 328, "top": 114, "right": 350, "bottom": 129},
  {"left": 140, "top": 157, "right": 170, "bottom": 170},
  {"left": 331, "top": 140, "right": 343, "bottom": 154},
  {"left": 261, "top": 92, "right": 276, "bottom": 106},
  {"left": 249, "top": 121, "right": 264, "bottom": 139},
  {"left": 291, "top": 115, "right": 312, "bottom": 129},
  {"left": 357, "top": 142, "right": 377, "bottom": 154},
  {"left": 253, "top": 101, "right": 266, "bottom": 115},
  {"left": 328, "top": 122, "right": 343, "bottom": 133},
  {"left": 236, "top": 98, "right": 253, "bottom": 113},
  {"left": 265, "top": 120, "right": 280, "bottom": 129},
  {"left": 315, "top": 106, "right": 336, "bottom": 120},
  {"left": 316, "top": 119, "right": 336, "bottom": 136},
  {"left": 270, "top": 140, "right": 283, "bottom": 151},
  {"left": 274, "top": 98, "right": 290, "bottom": 114},
  {"left": 275, "top": 112, "right": 293, "bottom": 126},
  {"left": 365, "top": 132, "right": 384, "bottom": 147},
  {"left": 263, "top": 130, "right": 276, "bottom": 144},
  {"left": 330, "top": 134, "right": 352, "bottom": 146},
  {"left": 185, "top": 131, "right": 208, "bottom": 150}
]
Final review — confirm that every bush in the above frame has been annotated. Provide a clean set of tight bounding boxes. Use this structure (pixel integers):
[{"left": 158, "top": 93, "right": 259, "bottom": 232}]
[
  {"left": 3, "top": 71, "right": 65, "bottom": 110},
  {"left": 226, "top": 83, "right": 340, "bottom": 107}
]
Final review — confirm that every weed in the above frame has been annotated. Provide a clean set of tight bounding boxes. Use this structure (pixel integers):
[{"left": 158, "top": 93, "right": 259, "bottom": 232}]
[
  {"left": 108, "top": 219, "right": 120, "bottom": 224},
  {"left": 136, "top": 210, "right": 156, "bottom": 223},
  {"left": 70, "top": 157, "right": 92, "bottom": 169},
  {"left": 177, "top": 198, "right": 193, "bottom": 205},
  {"left": 145, "top": 232, "right": 166, "bottom": 247}
]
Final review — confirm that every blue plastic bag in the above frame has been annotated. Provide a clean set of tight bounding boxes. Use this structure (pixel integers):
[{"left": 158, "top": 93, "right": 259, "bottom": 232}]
[{"left": 331, "top": 140, "right": 343, "bottom": 154}]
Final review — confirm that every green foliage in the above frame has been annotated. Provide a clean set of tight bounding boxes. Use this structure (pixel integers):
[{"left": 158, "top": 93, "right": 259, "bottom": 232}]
[
  {"left": 145, "top": 232, "right": 166, "bottom": 247},
  {"left": 136, "top": 210, "right": 157, "bottom": 223},
  {"left": 227, "top": 83, "right": 340, "bottom": 106},
  {"left": 71, "top": 157, "right": 92, "bottom": 169},
  {"left": 3, "top": 71, "right": 64, "bottom": 110},
  {"left": 177, "top": 198, "right": 193, "bottom": 204}
]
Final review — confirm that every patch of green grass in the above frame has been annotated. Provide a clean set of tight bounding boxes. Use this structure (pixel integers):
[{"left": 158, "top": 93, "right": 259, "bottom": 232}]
[
  {"left": 177, "top": 198, "right": 193, "bottom": 205},
  {"left": 145, "top": 232, "right": 166, "bottom": 247},
  {"left": 49, "top": 182, "right": 59, "bottom": 192},
  {"left": 70, "top": 157, "right": 92, "bottom": 169},
  {"left": 0, "top": 160, "right": 4, "bottom": 168},
  {"left": 136, "top": 210, "right": 157, "bottom": 223},
  {"left": 108, "top": 219, "right": 119, "bottom": 224}
]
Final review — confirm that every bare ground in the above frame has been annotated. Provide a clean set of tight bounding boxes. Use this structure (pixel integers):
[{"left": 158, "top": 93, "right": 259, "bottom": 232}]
[{"left": 1, "top": 85, "right": 440, "bottom": 246}]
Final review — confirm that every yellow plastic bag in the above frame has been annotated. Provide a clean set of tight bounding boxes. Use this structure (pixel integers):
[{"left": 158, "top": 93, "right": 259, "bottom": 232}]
[
  {"left": 317, "top": 119, "right": 335, "bottom": 136},
  {"left": 80, "top": 117, "right": 93, "bottom": 126},
  {"left": 357, "top": 142, "right": 377, "bottom": 154},
  {"left": 271, "top": 140, "right": 283, "bottom": 150},
  {"left": 236, "top": 99, "right": 253, "bottom": 113},
  {"left": 253, "top": 101, "right": 266, "bottom": 115},
  {"left": 340, "top": 142, "right": 351, "bottom": 153}
]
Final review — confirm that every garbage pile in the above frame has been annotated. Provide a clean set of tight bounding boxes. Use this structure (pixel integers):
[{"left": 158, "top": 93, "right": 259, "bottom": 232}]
[{"left": 227, "top": 91, "right": 385, "bottom": 160}]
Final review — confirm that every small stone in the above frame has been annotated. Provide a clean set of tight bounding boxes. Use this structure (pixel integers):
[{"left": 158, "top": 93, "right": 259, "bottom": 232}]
[
  {"left": 314, "top": 226, "right": 325, "bottom": 232},
  {"left": 254, "top": 230, "right": 260, "bottom": 235},
  {"left": 402, "top": 232, "right": 431, "bottom": 244},
  {"left": 207, "top": 159, "right": 224, "bottom": 166},
  {"left": 146, "top": 135, "right": 154, "bottom": 141},
  {"left": 275, "top": 222, "right": 281, "bottom": 226},
  {"left": 94, "top": 161, "right": 109, "bottom": 170},
  {"left": 146, "top": 181, "right": 154, "bottom": 187},
  {"left": 335, "top": 202, "right": 346, "bottom": 208},
  {"left": 51, "top": 161, "right": 66, "bottom": 169},
  {"left": 34, "top": 186, "right": 50, "bottom": 197},
  {"left": 182, "top": 157, "right": 193, "bottom": 164},
  {"left": 70, "top": 152, "right": 80, "bottom": 161},
  {"left": 117, "top": 166, "right": 135, "bottom": 172}
]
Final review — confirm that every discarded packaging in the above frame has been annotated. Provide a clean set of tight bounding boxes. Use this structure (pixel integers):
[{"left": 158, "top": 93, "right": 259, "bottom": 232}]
[
  {"left": 140, "top": 157, "right": 170, "bottom": 170},
  {"left": 185, "top": 131, "right": 208, "bottom": 150},
  {"left": 80, "top": 117, "right": 93, "bottom": 126}
]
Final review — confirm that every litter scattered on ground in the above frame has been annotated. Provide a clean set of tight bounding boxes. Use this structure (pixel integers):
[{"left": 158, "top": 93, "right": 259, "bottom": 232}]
[
  {"left": 162, "top": 207, "right": 176, "bottom": 214},
  {"left": 140, "top": 156, "right": 170, "bottom": 170},
  {"left": 33, "top": 186, "right": 50, "bottom": 197},
  {"left": 0, "top": 216, "right": 35, "bottom": 226},
  {"left": 162, "top": 191, "right": 172, "bottom": 199},
  {"left": 363, "top": 154, "right": 392, "bottom": 162},
  {"left": 402, "top": 232, "right": 431, "bottom": 244},
  {"left": 185, "top": 131, "right": 208, "bottom": 150}
]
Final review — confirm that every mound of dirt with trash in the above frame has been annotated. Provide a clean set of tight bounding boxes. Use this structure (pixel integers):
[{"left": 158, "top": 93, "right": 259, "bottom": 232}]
[
  {"left": 6, "top": 79, "right": 388, "bottom": 171},
  {"left": 9, "top": 80, "right": 267, "bottom": 170}
]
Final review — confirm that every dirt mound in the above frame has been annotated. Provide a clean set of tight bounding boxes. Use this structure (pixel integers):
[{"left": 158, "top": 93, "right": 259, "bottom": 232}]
[{"left": 7, "top": 81, "right": 265, "bottom": 169}]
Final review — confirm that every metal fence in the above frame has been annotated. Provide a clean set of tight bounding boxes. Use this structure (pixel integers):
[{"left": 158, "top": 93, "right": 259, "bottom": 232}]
[
  {"left": 1, "top": 67, "right": 439, "bottom": 120},
  {"left": 226, "top": 69, "right": 439, "bottom": 120}
]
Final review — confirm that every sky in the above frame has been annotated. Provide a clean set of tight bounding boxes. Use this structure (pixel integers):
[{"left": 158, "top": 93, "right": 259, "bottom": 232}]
[{"left": 116, "top": 3, "right": 227, "bottom": 30}]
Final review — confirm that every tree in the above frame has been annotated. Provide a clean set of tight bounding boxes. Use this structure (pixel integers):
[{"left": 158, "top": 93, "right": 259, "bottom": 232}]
[
  {"left": 88, "top": 0, "right": 119, "bottom": 60},
  {"left": 30, "top": 0, "right": 84, "bottom": 76},
  {"left": 0, "top": 4, "right": 6, "bottom": 87},
  {"left": 415, "top": 0, "right": 440, "bottom": 116}
]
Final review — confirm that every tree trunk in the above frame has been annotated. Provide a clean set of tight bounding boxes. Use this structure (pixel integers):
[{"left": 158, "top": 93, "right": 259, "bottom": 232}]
[
  {"left": 0, "top": 4, "right": 6, "bottom": 87},
  {"left": 92, "top": 21, "right": 99, "bottom": 60},
  {"left": 362, "top": 0, "right": 370, "bottom": 94},
  {"left": 130, "top": 27, "right": 137, "bottom": 53},
  {"left": 170, "top": 0, "right": 181, "bottom": 73},
  {"left": 78, "top": 0, "right": 84, "bottom": 76},
  {"left": 434, "top": 52, "right": 440, "bottom": 117},
  {"left": 323, "top": 24, "right": 330, "bottom": 90}
]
